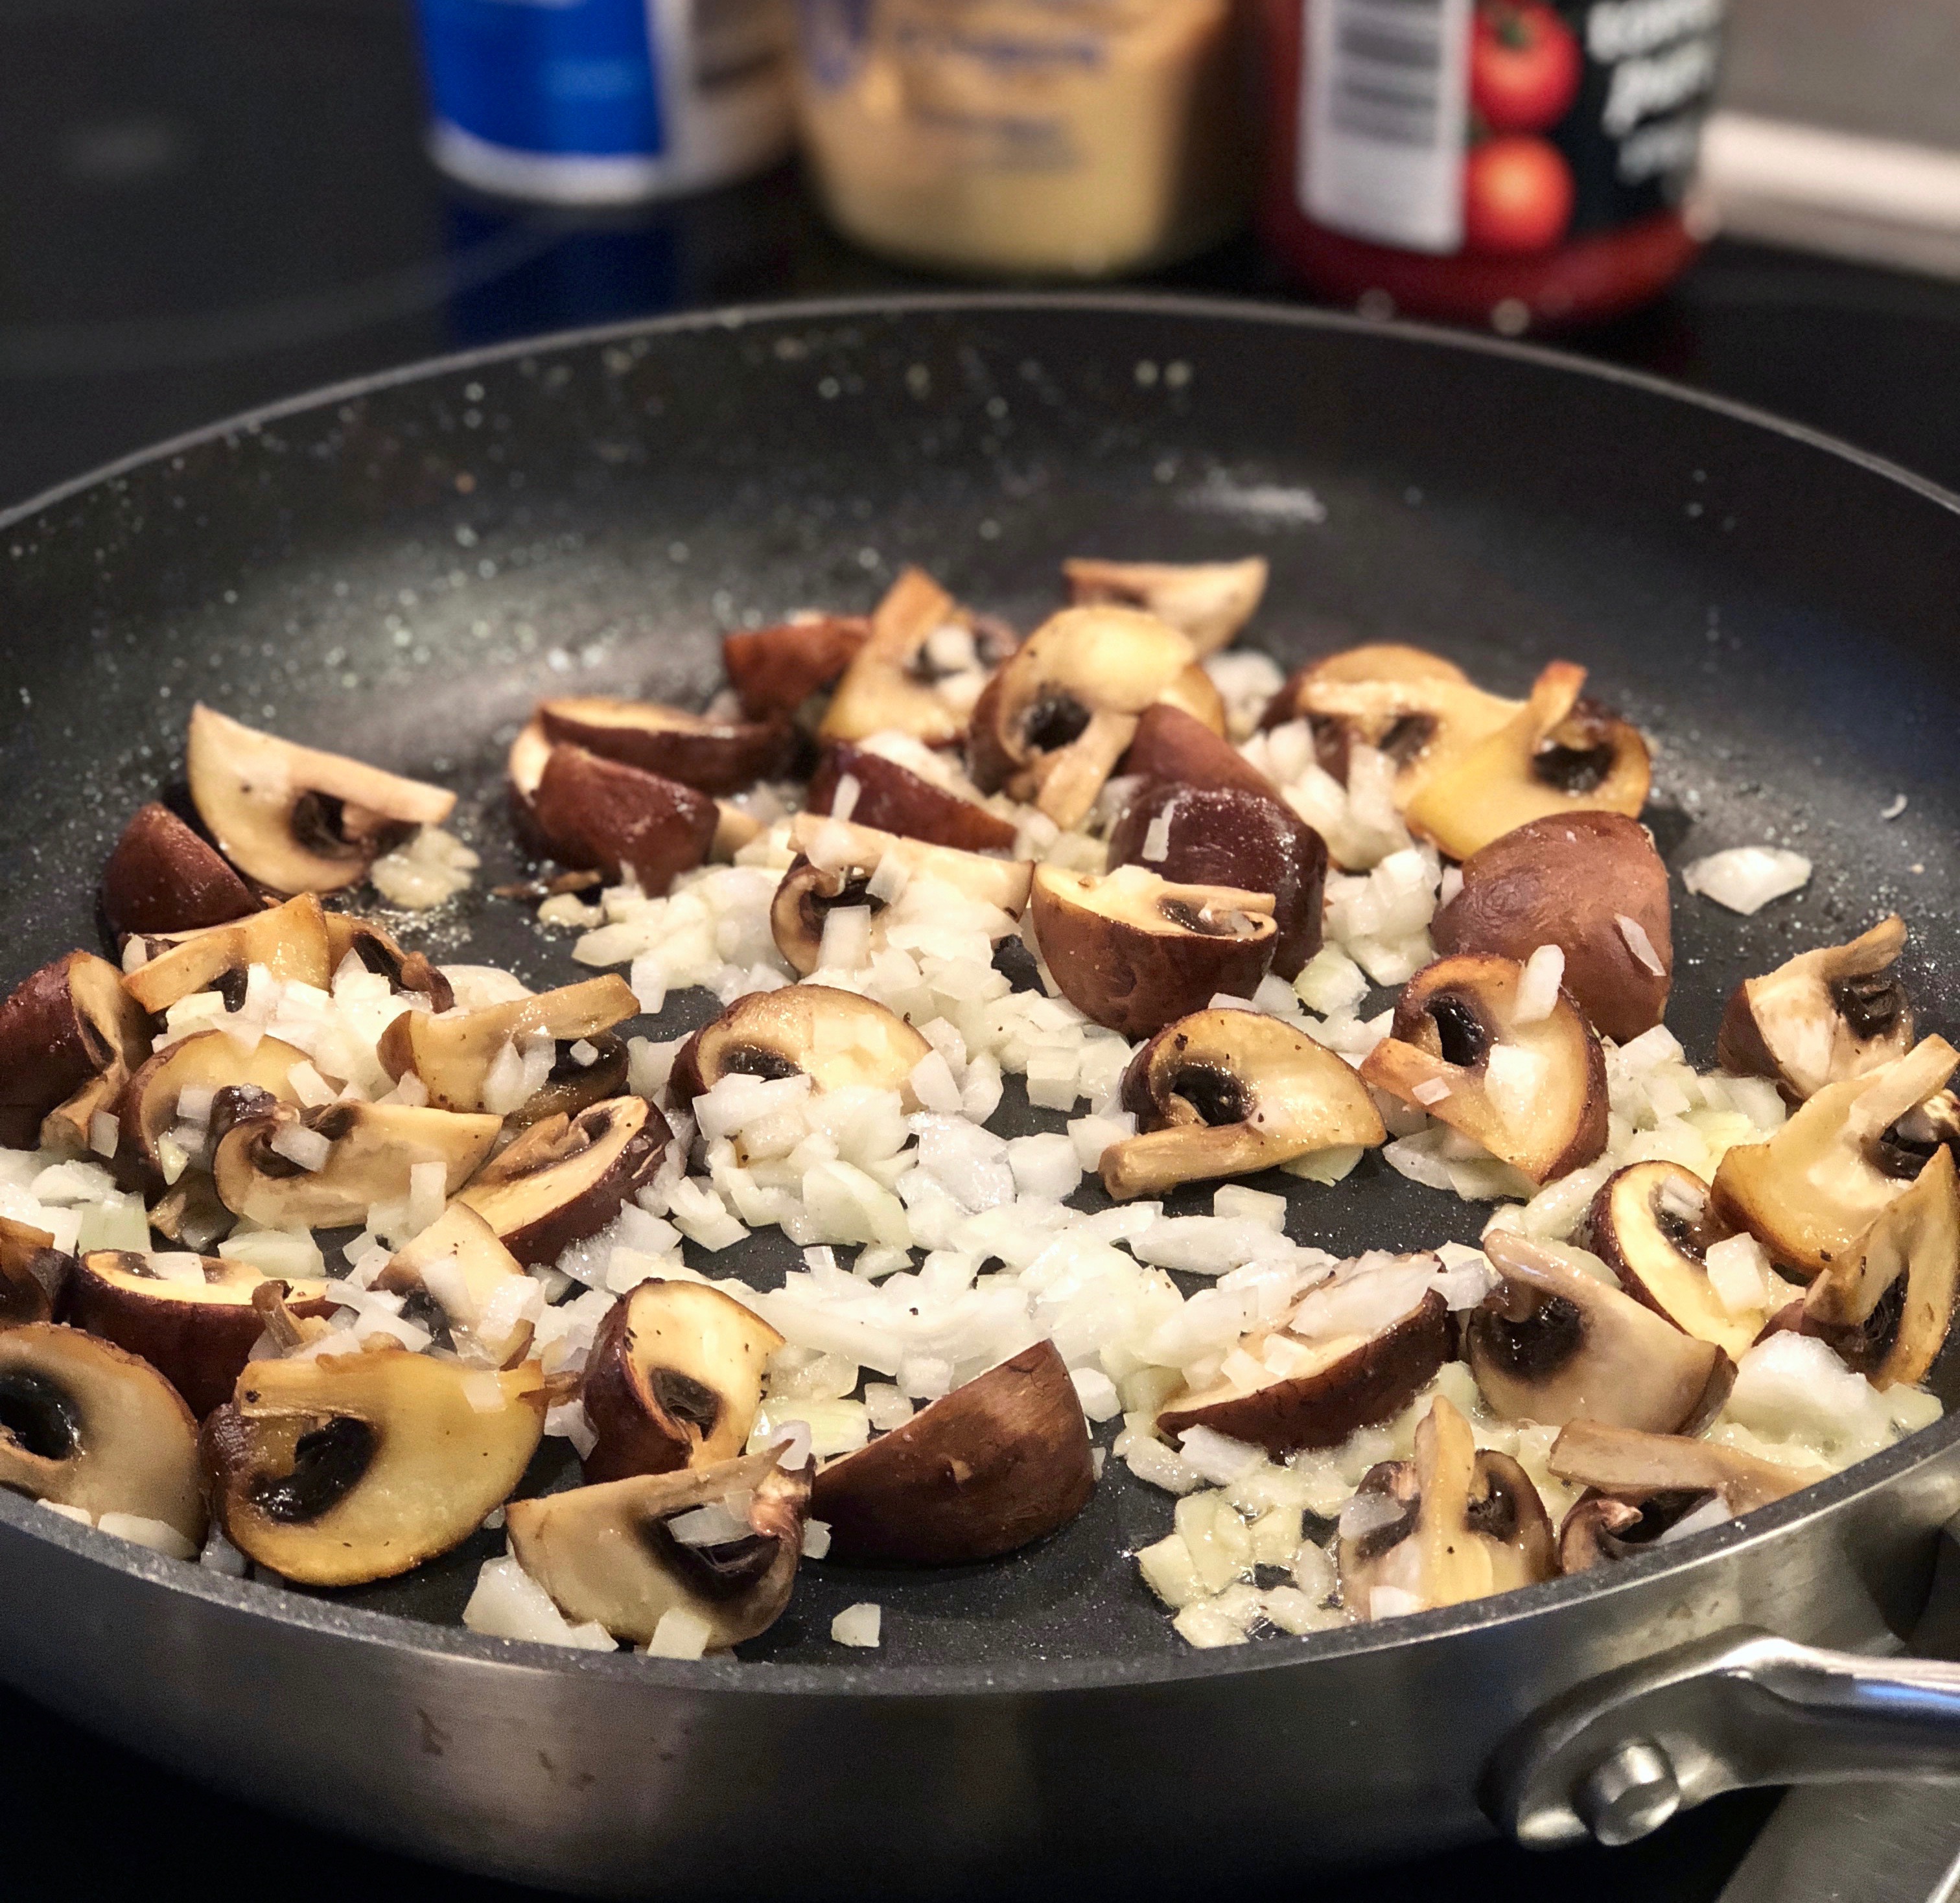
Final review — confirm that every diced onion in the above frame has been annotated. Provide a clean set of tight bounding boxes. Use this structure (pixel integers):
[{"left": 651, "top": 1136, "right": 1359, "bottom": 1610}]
[{"left": 1682, "top": 846, "right": 1812, "bottom": 915}]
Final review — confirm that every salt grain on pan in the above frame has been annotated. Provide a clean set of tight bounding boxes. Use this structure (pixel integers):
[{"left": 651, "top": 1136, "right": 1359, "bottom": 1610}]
[{"left": 1682, "top": 846, "right": 1812, "bottom": 915}]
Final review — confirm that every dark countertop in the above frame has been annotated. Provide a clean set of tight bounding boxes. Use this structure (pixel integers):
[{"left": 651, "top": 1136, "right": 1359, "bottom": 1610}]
[{"left": 2, "top": 1, "right": 1954, "bottom": 1897}]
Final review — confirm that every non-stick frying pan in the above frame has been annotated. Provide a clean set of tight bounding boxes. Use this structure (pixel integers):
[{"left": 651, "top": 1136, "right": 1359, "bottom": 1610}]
[{"left": 3, "top": 296, "right": 1959, "bottom": 1896}]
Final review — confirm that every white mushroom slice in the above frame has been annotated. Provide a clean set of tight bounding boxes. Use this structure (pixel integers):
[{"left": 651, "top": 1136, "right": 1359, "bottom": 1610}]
[
  {"left": 378, "top": 1204, "right": 537, "bottom": 1366},
  {"left": 122, "top": 893, "right": 334, "bottom": 1014},
  {"left": 1062, "top": 557, "right": 1269, "bottom": 656}
]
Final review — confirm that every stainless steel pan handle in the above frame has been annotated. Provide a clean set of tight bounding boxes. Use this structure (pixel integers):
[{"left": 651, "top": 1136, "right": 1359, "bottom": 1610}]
[{"left": 1488, "top": 1628, "right": 1960, "bottom": 1848}]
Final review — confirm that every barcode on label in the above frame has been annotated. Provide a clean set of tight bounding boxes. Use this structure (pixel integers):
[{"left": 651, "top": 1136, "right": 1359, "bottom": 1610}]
[{"left": 1301, "top": 0, "right": 1473, "bottom": 253}]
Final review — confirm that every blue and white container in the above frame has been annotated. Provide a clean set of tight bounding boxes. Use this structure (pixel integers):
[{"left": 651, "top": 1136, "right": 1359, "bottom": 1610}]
[{"left": 416, "top": 0, "right": 795, "bottom": 204}]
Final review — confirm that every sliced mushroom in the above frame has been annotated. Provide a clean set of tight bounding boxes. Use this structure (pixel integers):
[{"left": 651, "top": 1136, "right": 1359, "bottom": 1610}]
[
  {"left": 722, "top": 614, "right": 870, "bottom": 723},
  {"left": 1882, "top": 1088, "right": 1960, "bottom": 1180},
  {"left": 810, "top": 1341, "right": 1093, "bottom": 1564},
  {"left": 211, "top": 1101, "right": 501, "bottom": 1228},
  {"left": 536, "top": 696, "right": 793, "bottom": 796},
  {"left": 581, "top": 1280, "right": 784, "bottom": 1483},
  {"left": 506, "top": 714, "right": 554, "bottom": 837},
  {"left": 1711, "top": 1036, "right": 1960, "bottom": 1280},
  {"left": 0, "top": 951, "right": 152, "bottom": 1152},
  {"left": 1064, "top": 556, "right": 1268, "bottom": 656},
  {"left": 320, "top": 912, "right": 455, "bottom": 1012},
  {"left": 66, "top": 1250, "right": 333, "bottom": 1418},
  {"left": 1119, "top": 701, "right": 1280, "bottom": 799},
  {"left": 1402, "top": 664, "right": 1651, "bottom": 861},
  {"left": 115, "top": 1028, "right": 309, "bottom": 1191},
  {"left": 1158, "top": 1289, "right": 1449, "bottom": 1453},
  {"left": 377, "top": 1202, "right": 539, "bottom": 1366},
  {"left": 202, "top": 1345, "right": 547, "bottom": 1585},
  {"left": 146, "top": 1173, "right": 235, "bottom": 1254},
  {"left": 1337, "top": 1394, "right": 1554, "bottom": 1617},
  {"left": 505, "top": 1448, "right": 809, "bottom": 1646},
  {"left": 186, "top": 703, "right": 455, "bottom": 896},
  {"left": 818, "top": 568, "right": 975, "bottom": 748},
  {"left": 375, "top": 974, "right": 640, "bottom": 1114},
  {"left": 0, "top": 1218, "right": 67, "bottom": 1327},
  {"left": 1465, "top": 1230, "right": 1733, "bottom": 1433},
  {"left": 968, "top": 605, "right": 1200, "bottom": 829},
  {"left": 1718, "top": 916, "right": 1914, "bottom": 1104},
  {"left": 0, "top": 1323, "right": 204, "bottom": 1542},
  {"left": 100, "top": 803, "right": 256, "bottom": 937},
  {"left": 806, "top": 741, "right": 1018, "bottom": 853},
  {"left": 1360, "top": 953, "right": 1609, "bottom": 1184},
  {"left": 122, "top": 892, "right": 334, "bottom": 1015},
  {"left": 1263, "top": 643, "right": 1470, "bottom": 732},
  {"left": 1585, "top": 1162, "right": 1770, "bottom": 1360},
  {"left": 1029, "top": 864, "right": 1278, "bottom": 1040},
  {"left": 528, "top": 744, "right": 720, "bottom": 896},
  {"left": 1107, "top": 781, "right": 1327, "bottom": 980},
  {"left": 1430, "top": 811, "right": 1673, "bottom": 1042},
  {"left": 456, "top": 1097, "right": 671, "bottom": 1265},
  {"left": 1158, "top": 663, "right": 1229, "bottom": 736},
  {"left": 670, "top": 987, "right": 932, "bottom": 1104},
  {"left": 1101, "top": 1008, "right": 1385, "bottom": 1198},
  {"left": 1802, "top": 1143, "right": 1959, "bottom": 1388}
]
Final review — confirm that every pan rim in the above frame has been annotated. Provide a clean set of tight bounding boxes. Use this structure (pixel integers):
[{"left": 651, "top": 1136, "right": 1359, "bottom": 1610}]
[{"left": 3, "top": 290, "right": 1957, "bottom": 1701}]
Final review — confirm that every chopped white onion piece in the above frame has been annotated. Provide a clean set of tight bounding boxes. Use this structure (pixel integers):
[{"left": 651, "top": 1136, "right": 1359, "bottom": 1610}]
[
  {"left": 1513, "top": 944, "right": 1566, "bottom": 1024},
  {"left": 268, "top": 1124, "right": 332, "bottom": 1173},
  {"left": 644, "top": 1607, "right": 716, "bottom": 1659},
  {"left": 1682, "top": 846, "right": 1812, "bottom": 915},
  {"left": 1140, "top": 811, "right": 1173, "bottom": 863},
  {"left": 1615, "top": 914, "right": 1666, "bottom": 977},
  {"left": 831, "top": 1602, "right": 882, "bottom": 1648}
]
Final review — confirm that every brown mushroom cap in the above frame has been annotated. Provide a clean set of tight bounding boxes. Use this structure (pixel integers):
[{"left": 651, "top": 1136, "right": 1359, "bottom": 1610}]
[
  {"left": 0, "top": 951, "right": 152, "bottom": 1152},
  {"left": 122, "top": 892, "right": 334, "bottom": 1015},
  {"left": 320, "top": 913, "right": 455, "bottom": 1012},
  {"left": 203, "top": 1346, "right": 546, "bottom": 1587},
  {"left": 814, "top": 568, "right": 973, "bottom": 749},
  {"left": 581, "top": 1279, "right": 784, "bottom": 1484},
  {"left": 1262, "top": 643, "right": 1471, "bottom": 737},
  {"left": 377, "top": 1203, "right": 538, "bottom": 1367},
  {"left": 186, "top": 703, "right": 455, "bottom": 896},
  {"left": 0, "top": 1322, "right": 205, "bottom": 1543},
  {"left": 1718, "top": 915, "right": 1914, "bottom": 1104},
  {"left": 806, "top": 742, "right": 1018, "bottom": 854},
  {"left": 528, "top": 743, "right": 719, "bottom": 896},
  {"left": 100, "top": 803, "right": 256, "bottom": 937},
  {"left": 671, "top": 985, "right": 932, "bottom": 1104},
  {"left": 1466, "top": 1230, "right": 1734, "bottom": 1434},
  {"left": 1431, "top": 811, "right": 1673, "bottom": 1042},
  {"left": 1101, "top": 1007, "right": 1385, "bottom": 1198},
  {"left": 536, "top": 695, "right": 793, "bottom": 797},
  {"left": 1158, "top": 1289, "right": 1449, "bottom": 1453},
  {"left": 810, "top": 1341, "right": 1094, "bottom": 1564},
  {"left": 1107, "top": 781, "right": 1328, "bottom": 981},
  {"left": 1336, "top": 1394, "right": 1555, "bottom": 1615},
  {"left": 1118, "top": 701, "right": 1280, "bottom": 799},
  {"left": 1029, "top": 864, "right": 1278, "bottom": 1040},
  {"left": 723, "top": 614, "right": 870, "bottom": 722},
  {"left": 115, "top": 1028, "right": 310, "bottom": 1191},
  {"left": 1360, "top": 953, "right": 1609, "bottom": 1185},
  {"left": 505, "top": 1449, "right": 810, "bottom": 1646},
  {"left": 1063, "top": 556, "right": 1268, "bottom": 655}
]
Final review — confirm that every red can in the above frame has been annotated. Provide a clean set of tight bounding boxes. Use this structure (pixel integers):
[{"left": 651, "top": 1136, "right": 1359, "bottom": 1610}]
[{"left": 1256, "top": 0, "right": 1725, "bottom": 332}]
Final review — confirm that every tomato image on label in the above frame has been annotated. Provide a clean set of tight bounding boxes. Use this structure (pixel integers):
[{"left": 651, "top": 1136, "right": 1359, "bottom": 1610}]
[
  {"left": 1469, "top": 0, "right": 1582, "bottom": 135},
  {"left": 1463, "top": 135, "right": 1575, "bottom": 254}
]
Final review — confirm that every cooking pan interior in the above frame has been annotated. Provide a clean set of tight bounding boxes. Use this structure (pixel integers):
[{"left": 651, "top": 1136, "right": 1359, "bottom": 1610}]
[{"left": 3, "top": 295, "right": 1957, "bottom": 1674}]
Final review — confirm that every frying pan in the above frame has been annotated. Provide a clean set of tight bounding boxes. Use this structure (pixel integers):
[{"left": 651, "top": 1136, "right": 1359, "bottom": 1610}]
[{"left": 3, "top": 294, "right": 1960, "bottom": 1895}]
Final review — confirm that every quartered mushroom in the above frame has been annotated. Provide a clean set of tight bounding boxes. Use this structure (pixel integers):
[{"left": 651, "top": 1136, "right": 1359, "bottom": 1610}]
[
  {"left": 506, "top": 1447, "right": 811, "bottom": 1647},
  {"left": 1158, "top": 1288, "right": 1450, "bottom": 1454},
  {"left": 376, "top": 973, "right": 640, "bottom": 1117},
  {"left": 202, "top": 1345, "right": 548, "bottom": 1586},
  {"left": 526, "top": 743, "right": 720, "bottom": 896},
  {"left": 0, "top": 1218, "right": 68, "bottom": 1327},
  {"left": 580, "top": 1279, "right": 784, "bottom": 1483},
  {"left": 1360, "top": 953, "right": 1609, "bottom": 1184},
  {"left": 1712, "top": 1036, "right": 1960, "bottom": 1280},
  {"left": 1801, "top": 1144, "right": 1959, "bottom": 1389},
  {"left": 1401, "top": 663, "right": 1651, "bottom": 861},
  {"left": 1585, "top": 1161, "right": 1777, "bottom": 1360},
  {"left": 1430, "top": 811, "right": 1674, "bottom": 1042},
  {"left": 1718, "top": 915, "right": 1915, "bottom": 1104},
  {"left": 67, "top": 1250, "right": 334, "bottom": 1418},
  {"left": 211, "top": 1101, "right": 501, "bottom": 1228},
  {"left": 722, "top": 613, "right": 870, "bottom": 723},
  {"left": 968, "top": 605, "right": 1202, "bottom": 829},
  {"left": 1119, "top": 701, "right": 1282, "bottom": 799},
  {"left": 321, "top": 912, "right": 454, "bottom": 1011},
  {"left": 810, "top": 1341, "right": 1093, "bottom": 1564},
  {"left": 1883, "top": 1088, "right": 1960, "bottom": 1179},
  {"left": 0, "top": 1323, "right": 205, "bottom": 1543},
  {"left": 377, "top": 1204, "right": 539, "bottom": 1368},
  {"left": 1549, "top": 1420, "right": 1814, "bottom": 1572},
  {"left": 1100, "top": 1008, "right": 1386, "bottom": 1199},
  {"left": 819, "top": 568, "right": 999, "bottom": 747},
  {"left": 115, "top": 1028, "right": 309, "bottom": 1191},
  {"left": 0, "top": 950, "right": 152, "bottom": 1152},
  {"left": 771, "top": 814, "right": 1032, "bottom": 977},
  {"left": 1062, "top": 555, "right": 1268, "bottom": 655},
  {"left": 1029, "top": 864, "right": 1278, "bottom": 1040},
  {"left": 186, "top": 703, "right": 456, "bottom": 896},
  {"left": 122, "top": 891, "right": 334, "bottom": 1015},
  {"left": 100, "top": 802, "right": 255, "bottom": 937},
  {"left": 1337, "top": 1394, "right": 1554, "bottom": 1618},
  {"left": 670, "top": 987, "right": 933, "bottom": 1104},
  {"left": 805, "top": 741, "right": 1018, "bottom": 853},
  {"left": 1466, "top": 1230, "right": 1734, "bottom": 1434},
  {"left": 1106, "top": 780, "right": 1328, "bottom": 979},
  {"left": 536, "top": 695, "right": 793, "bottom": 796},
  {"left": 456, "top": 1097, "right": 671, "bottom": 1266}
]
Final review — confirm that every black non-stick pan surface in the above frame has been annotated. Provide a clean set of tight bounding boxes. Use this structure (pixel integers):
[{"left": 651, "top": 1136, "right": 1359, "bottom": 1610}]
[{"left": 1, "top": 292, "right": 1957, "bottom": 1674}]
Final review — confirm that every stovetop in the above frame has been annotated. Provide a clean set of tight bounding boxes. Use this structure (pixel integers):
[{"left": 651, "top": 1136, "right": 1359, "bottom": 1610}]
[{"left": 5, "top": 1, "right": 1959, "bottom": 1896}]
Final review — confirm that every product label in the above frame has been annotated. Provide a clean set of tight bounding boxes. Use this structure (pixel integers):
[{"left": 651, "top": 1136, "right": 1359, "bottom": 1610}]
[{"left": 1299, "top": 0, "right": 1723, "bottom": 255}]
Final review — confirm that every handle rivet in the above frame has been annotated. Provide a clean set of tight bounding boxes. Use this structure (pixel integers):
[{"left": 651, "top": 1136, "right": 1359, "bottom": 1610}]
[{"left": 1575, "top": 1738, "right": 1681, "bottom": 1847}]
